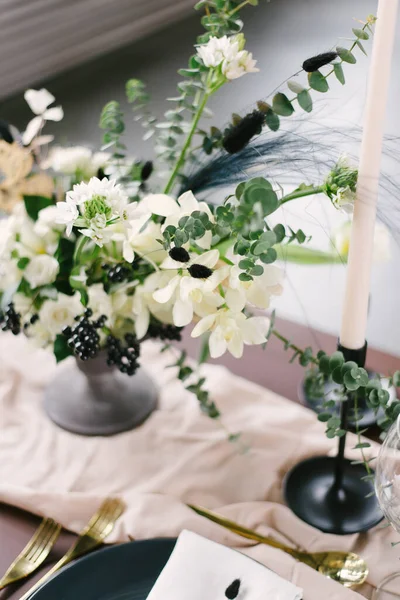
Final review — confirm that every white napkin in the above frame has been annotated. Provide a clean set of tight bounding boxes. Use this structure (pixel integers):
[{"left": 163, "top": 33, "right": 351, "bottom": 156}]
[{"left": 147, "top": 530, "right": 303, "bottom": 600}]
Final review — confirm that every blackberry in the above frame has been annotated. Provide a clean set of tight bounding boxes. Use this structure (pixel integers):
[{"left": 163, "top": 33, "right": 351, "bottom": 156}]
[
  {"left": 0, "top": 303, "right": 21, "bottom": 335},
  {"left": 106, "top": 333, "right": 141, "bottom": 376},
  {"left": 62, "top": 309, "right": 105, "bottom": 361},
  {"left": 102, "top": 264, "right": 131, "bottom": 284},
  {"left": 147, "top": 321, "right": 183, "bottom": 342}
]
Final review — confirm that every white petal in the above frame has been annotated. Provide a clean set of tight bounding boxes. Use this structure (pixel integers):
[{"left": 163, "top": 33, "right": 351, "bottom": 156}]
[
  {"left": 179, "top": 276, "right": 200, "bottom": 302},
  {"left": 22, "top": 117, "right": 43, "bottom": 145},
  {"left": 191, "top": 313, "right": 217, "bottom": 338},
  {"left": 178, "top": 190, "right": 198, "bottom": 213},
  {"left": 160, "top": 255, "right": 182, "bottom": 270},
  {"left": 43, "top": 106, "right": 64, "bottom": 122},
  {"left": 194, "top": 249, "right": 220, "bottom": 268},
  {"left": 152, "top": 276, "right": 179, "bottom": 304},
  {"left": 123, "top": 241, "right": 135, "bottom": 263},
  {"left": 146, "top": 194, "right": 179, "bottom": 217},
  {"left": 196, "top": 230, "right": 212, "bottom": 250},
  {"left": 241, "top": 316, "right": 270, "bottom": 345},
  {"left": 173, "top": 298, "right": 193, "bottom": 327},
  {"left": 225, "top": 288, "right": 246, "bottom": 313},
  {"left": 24, "top": 88, "right": 55, "bottom": 115},
  {"left": 227, "top": 330, "right": 244, "bottom": 358},
  {"left": 135, "top": 308, "right": 150, "bottom": 339},
  {"left": 209, "top": 326, "right": 228, "bottom": 358}
]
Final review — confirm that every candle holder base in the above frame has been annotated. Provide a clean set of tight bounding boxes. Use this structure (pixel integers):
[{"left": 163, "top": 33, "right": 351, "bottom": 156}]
[{"left": 284, "top": 456, "right": 383, "bottom": 535}]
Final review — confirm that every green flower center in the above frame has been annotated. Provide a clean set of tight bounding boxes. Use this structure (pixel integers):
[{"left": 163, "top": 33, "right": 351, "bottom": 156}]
[{"left": 83, "top": 195, "right": 112, "bottom": 221}]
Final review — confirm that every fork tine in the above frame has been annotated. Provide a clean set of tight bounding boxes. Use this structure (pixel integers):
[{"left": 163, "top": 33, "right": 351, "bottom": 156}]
[
  {"left": 28, "top": 521, "right": 61, "bottom": 563},
  {"left": 26, "top": 520, "right": 60, "bottom": 562},
  {"left": 23, "top": 519, "right": 56, "bottom": 560},
  {"left": 30, "top": 525, "right": 62, "bottom": 565}
]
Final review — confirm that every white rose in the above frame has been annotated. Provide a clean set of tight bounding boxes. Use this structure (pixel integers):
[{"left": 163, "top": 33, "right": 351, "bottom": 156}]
[
  {"left": 34, "top": 205, "right": 65, "bottom": 237},
  {"left": 39, "top": 292, "right": 82, "bottom": 339},
  {"left": 24, "top": 255, "right": 60, "bottom": 288},
  {"left": 48, "top": 146, "right": 92, "bottom": 175}
]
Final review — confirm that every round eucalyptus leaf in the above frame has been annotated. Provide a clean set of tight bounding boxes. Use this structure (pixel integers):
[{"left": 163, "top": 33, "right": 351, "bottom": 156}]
[{"left": 272, "top": 93, "right": 294, "bottom": 117}]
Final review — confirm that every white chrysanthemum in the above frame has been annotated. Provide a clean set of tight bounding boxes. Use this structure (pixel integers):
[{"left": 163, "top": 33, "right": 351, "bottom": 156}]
[
  {"left": 39, "top": 292, "right": 82, "bottom": 340},
  {"left": 145, "top": 190, "right": 214, "bottom": 250},
  {"left": 24, "top": 255, "right": 59, "bottom": 289},
  {"left": 222, "top": 50, "right": 259, "bottom": 80},
  {"left": 56, "top": 177, "right": 129, "bottom": 245},
  {"left": 192, "top": 307, "right": 270, "bottom": 359},
  {"left": 47, "top": 146, "right": 110, "bottom": 179},
  {"left": 152, "top": 249, "right": 227, "bottom": 327},
  {"left": 196, "top": 35, "right": 258, "bottom": 80}
]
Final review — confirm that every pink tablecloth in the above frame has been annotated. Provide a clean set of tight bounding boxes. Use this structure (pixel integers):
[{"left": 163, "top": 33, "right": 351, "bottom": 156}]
[{"left": 0, "top": 334, "right": 398, "bottom": 599}]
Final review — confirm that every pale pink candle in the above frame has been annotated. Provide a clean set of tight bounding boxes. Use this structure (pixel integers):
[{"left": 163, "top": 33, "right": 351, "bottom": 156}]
[{"left": 340, "top": 0, "right": 399, "bottom": 350}]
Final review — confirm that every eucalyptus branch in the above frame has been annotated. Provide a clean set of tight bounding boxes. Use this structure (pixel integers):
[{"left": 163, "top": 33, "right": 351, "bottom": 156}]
[
  {"left": 280, "top": 185, "right": 324, "bottom": 205},
  {"left": 271, "top": 330, "right": 319, "bottom": 366}
]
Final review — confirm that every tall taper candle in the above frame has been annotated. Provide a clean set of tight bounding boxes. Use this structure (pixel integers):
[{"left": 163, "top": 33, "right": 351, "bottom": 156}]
[{"left": 340, "top": 1, "right": 399, "bottom": 350}]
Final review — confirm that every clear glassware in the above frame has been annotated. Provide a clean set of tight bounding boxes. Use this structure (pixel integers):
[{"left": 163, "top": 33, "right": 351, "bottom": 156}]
[{"left": 373, "top": 416, "right": 400, "bottom": 599}]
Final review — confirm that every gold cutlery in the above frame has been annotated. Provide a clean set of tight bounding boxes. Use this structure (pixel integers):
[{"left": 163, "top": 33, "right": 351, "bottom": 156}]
[
  {"left": 0, "top": 517, "right": 61, "bottom": 590},
  {"left": 188, "top": 504, "right": 369, "bottom": 588},
  {"left": 19, "top": 497, "right": 125, "bottom": 600}
]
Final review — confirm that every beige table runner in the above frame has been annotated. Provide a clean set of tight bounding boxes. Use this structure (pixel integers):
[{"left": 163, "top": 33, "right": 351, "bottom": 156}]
[{"left": 0, "top": 333, "right": 398, "bottom": 599}]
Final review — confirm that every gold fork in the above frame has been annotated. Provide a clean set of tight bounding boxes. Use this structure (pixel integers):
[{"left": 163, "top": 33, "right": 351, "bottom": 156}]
[
  {"left": 19, "top": 497, "right": 125, "bottom": 600},
  {"left": 0, "top": 517, "right": 61, "bottom": 590}
]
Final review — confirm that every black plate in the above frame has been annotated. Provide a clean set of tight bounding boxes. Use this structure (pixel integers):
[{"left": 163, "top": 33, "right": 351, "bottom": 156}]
[{"left": 30, "top": 538, "right": 176, "bottom": 600}]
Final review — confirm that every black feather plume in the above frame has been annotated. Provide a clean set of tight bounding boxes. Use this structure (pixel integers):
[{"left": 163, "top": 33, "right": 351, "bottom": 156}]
[
  {"left": 0, "top": 119, "right": 14, "bottom": 144},
  {"left": 303, "top": 52, "right": 338, "bottom": 72},
  {"left": 222, "top": 110, "right": 265, "bottom": 154},
  {"left": 225, "top": 579, "right": 241, "bottom": 599}
]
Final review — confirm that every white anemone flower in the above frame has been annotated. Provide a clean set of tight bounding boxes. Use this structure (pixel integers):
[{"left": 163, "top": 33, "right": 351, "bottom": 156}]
[
  {"left": 152, "top": 249, "right": 227, "bottom": 327},
  {"left": 122, "top": 215, "right": 166, "bottom": 264},
  {"left": 132, "top": 271, "right": 176, "bottom": 339},
  {"left": 23, "top": 89, "right": 63, "bottom": 145},
  {"left": 192, "top": 306, "right": 270, "bottom": 359},
  {"left": 145, "top": 190, "right": 214, "bottom": 249}
]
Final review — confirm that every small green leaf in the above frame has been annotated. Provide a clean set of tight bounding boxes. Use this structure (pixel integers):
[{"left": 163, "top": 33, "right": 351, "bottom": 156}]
[
  {"left": 264, "top": 109, "right": 280, "bottom": 132},
  {"left": 287, "top": 80, "right": 305, "bottom": 94},
  {"left": 250, "top": 265, "right": 264, "bottom": 276},
  {"left": 273, "top": 224, "right": 285, "bottom": 243},
  {"left": 54, "top": 335, "right": 73, "bottom": 363},
  {"left": 239, "top": 273, "right": 253, "bottom": 282},
  {"left": 329, "top": 351, "right": 345, "bottom": 371},
  {"left": 393, "top": 371, "right": 400, "bottom": 386},
  {"left": 23, "top": 196, "right": 54, "bottom": 222},
  {"left": 297, "top": 90, "right": 313, "bottom": 113},
  {"left": 356, "top": 40, "right": 367, "bottom": 56},
  {"left": 355, "top": 442, "right": 371, "bottom": 449},
  {"left": 259, "top": 230, "right": 277, "bottom": 246},
  {"left": 272, "top": 93, "right": 294, "bottom": 117},
  {"left": 318, "top": 412, "right": 332, "bottom": 422},
  {"left": 336, "top": 46, "right": 357, "bottom": 64},
  {"left": 259, "top": 248, "right": 277, "bottom": 264},
  {"left": 239, "top": 259, "right": 254, "bottom": 270},
  {"left": 352, "top": 28, "right": 369, "bottom": 40},
  {"left": 333, "top": 63, "right": 345, "bottom": 85},
  {"left": 308, "top": 71, "right": 329, "bottom": 93},
  {"left": 17, "top": 257, "right": 30, "bottom": 270}
]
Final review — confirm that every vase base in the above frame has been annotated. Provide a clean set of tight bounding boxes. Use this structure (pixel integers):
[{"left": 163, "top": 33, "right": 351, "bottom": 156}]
[
  {"left": 44, "top": 362, "right": 158, "bottom": 436},
  {"left": 284, "top": 456, "right": 383, "bottom": 534}
]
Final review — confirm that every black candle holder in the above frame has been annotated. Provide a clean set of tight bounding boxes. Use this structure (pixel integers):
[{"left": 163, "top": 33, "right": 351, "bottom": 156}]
[{"left": 284, "top": 342, "right": 383, "bottom": 535}]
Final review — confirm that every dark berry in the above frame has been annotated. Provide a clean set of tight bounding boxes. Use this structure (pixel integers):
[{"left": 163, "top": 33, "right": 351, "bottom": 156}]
[
  {"left": 188, "top": 264, "right": 213, "bottom": 279},
  {"left": 169, "top": 247, "right": 190, "bottom": 263},
  {"left": 141, "top": 161, "right": 153, "bottom": 181},
  {"left": 147, "top": 320, "right": 183, "bottom": 342},
  {"left": 0, "top": 303, "right": 21, "bottom": 335},
  {"left": 105, "top": 334, "right": 141, "bottom": 376},
  {"left": 62, "top": 311, "right": 107, "bottom": 362}
]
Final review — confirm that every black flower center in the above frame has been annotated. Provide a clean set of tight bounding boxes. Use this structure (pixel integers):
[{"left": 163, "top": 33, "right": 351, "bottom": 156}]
[
  {"left": 188, "top": 264, "right": 213, "bottom": 279},
  {"left": 225, "top": 579, "right": 241, "bottom": 599},
  {"left": 169, "top": 247, "right": 190, "bottom": 263}
]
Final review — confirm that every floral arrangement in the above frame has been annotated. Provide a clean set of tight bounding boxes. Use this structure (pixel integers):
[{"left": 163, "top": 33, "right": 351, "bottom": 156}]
[{"left": 0, "top": 1, "right": 398, "bottom": 434}]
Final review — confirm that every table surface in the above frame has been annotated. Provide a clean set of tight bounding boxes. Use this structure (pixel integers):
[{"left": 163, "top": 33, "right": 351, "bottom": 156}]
[{"left": 0, "top": 317, "right": 398, "bottom": 599}]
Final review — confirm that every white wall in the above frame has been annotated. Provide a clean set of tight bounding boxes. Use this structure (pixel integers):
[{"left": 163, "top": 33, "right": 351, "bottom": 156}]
[{"left": 1, "top": 0, "right": 399, "bottom": 357}]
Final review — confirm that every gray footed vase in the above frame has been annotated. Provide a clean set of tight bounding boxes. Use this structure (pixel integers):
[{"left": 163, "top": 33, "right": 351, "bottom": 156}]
[{"left": 44, "top": 353, "right": 158, "bottom": 436}]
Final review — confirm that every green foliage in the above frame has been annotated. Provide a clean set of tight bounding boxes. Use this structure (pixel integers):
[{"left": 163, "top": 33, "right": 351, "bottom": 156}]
[
  {"left": 54, "top": 335, "right": 73, "bottom": 363},
  {"left": 308, "top": 71, "right": 329, "bottom": 93},
  {"left": 272, "top": 93, "right": 294, "bottom": 116},
  {"left": 333, "top": 63, "right": 345, "bottom": 85},
  {"left": 336, "top": 46, "right": 357, "bottom": 64},
  {"left": 99, "top": 101, "right": 126, "bottom": 160},
  {"left": 23, "top": 196, "right": 54, "bottom": 222}
]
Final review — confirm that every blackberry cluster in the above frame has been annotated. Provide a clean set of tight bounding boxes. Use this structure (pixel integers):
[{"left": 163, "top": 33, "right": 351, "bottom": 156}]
[
  {"left": 0, "top": 303, "right": 21, "bottom": 335},
  {"left": 63, "top": 309, "right": 106, "bottom": 361},
  {"left": 102, "top": 263, "right": 131, "bottom": 284},
  {"left": 23, "top": 314, "right": 39, "bottom": 331},
  {"left": 147, "top": 321, "right": 183, "bottom": 342},
  {"left": 106, "top": 333, "right": 141, "bottom": 376}
]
